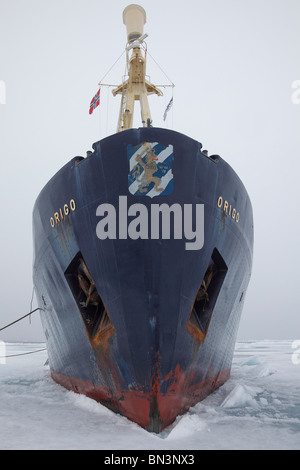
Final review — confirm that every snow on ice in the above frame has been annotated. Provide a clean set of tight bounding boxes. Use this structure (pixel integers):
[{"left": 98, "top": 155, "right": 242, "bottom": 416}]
[{"left": 0, "top": 340, "right": 299, "bottom": 450}]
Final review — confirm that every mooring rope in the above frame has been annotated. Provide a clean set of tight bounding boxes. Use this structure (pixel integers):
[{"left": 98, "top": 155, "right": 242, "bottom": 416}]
[
  {"left": 0, "top": 348, "right": 47, "bottom": 359},
  {"left": 0, "top": 307, "right": 46, "bottom": 359},
  {"left": 0, "top": 307, "right": 43, "bottom": 332}
]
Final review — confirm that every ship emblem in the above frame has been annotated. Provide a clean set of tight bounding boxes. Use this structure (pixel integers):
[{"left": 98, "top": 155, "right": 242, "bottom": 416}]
[{"left": 127, "top": 142, "right": 174, "bottom": 198}]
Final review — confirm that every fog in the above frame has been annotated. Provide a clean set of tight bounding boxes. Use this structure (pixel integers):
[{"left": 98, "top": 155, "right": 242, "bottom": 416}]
[{"left": 0, "top": 0, "right": 299, "bottom": 342}]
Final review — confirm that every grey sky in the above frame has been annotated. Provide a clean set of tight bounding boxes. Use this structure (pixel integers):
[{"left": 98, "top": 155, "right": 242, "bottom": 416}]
[{"left": 0, "top": 0, "right": 299, "bottom": 342}]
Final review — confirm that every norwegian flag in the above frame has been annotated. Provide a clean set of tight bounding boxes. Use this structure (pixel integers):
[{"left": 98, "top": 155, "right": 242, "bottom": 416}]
[{"left": 89, "top": 89, "right": 100, "bottom": 115}]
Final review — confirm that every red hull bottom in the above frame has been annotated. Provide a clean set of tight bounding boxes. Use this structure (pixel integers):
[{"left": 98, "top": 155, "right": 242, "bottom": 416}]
[{"left": 51, "top": 367, "right": 230, "bottom": 432}]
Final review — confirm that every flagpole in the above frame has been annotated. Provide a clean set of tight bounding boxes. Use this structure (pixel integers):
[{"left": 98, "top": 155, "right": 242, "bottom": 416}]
[
  {"left": 106, "top": 85, "right": 110, "bottom": 136},
  {"left": 99, "top": 94, "right": 101, "bottom": 141},
  {"left": 171, "top": 86, "right": 174, "bottom": 130}
]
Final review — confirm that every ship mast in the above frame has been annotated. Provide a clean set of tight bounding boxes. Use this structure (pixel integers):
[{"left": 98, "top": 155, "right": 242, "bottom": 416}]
[{"left": 112, "top": 4, "right": 163, "bottom": 132}]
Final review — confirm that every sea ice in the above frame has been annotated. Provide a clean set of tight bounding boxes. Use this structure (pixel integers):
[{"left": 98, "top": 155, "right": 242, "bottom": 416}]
[{"left": 0, "top": 340, "right": 299, "bottom": 450}]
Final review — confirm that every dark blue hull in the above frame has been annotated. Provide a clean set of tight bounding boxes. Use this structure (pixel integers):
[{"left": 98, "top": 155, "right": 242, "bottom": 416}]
[{"left": 32, "top": 127, "right": 253, "bottom": 432}]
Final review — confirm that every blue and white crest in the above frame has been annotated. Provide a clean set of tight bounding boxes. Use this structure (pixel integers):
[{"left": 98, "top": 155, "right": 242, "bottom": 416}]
[{"left": 127, "top": 142, "right": 174, "bottom": 198}]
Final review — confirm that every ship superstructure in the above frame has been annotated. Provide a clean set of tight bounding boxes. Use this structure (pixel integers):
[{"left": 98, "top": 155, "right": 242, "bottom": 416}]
[{"left": 112, "top": 5, "right": 163, "bottom": 131}]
